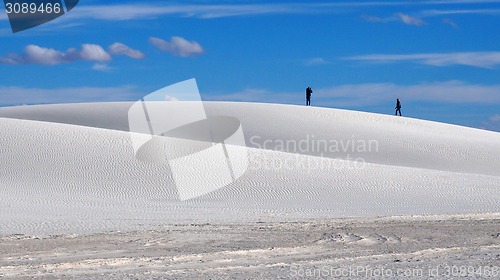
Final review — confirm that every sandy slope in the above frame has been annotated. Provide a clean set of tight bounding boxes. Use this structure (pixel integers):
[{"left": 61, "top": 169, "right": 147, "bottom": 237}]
[{"left": 0, "top": 102, "right": 499, "bottom": 235}]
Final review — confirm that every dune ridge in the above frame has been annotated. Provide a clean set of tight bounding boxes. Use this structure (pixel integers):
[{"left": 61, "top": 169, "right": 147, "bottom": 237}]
[{"left": 0, "top": 102, "right": 499, "bottom": 235}]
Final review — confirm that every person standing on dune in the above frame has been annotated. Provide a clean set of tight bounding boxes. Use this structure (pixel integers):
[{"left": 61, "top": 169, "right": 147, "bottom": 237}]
[
  {"left": 395, "top": 98, "right": 402, "bottom": 116},
  {"left": 306, "top": 86, "right": 313, "bottom": 106}
]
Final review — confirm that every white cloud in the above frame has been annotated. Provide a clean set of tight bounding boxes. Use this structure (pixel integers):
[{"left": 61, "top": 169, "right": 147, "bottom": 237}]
[
  {"left": 108, "top": 43, "right": 145, "bottom": 59},
  {"left": 0, "top": 44, "right": 110, "bottom": 65},
  {"left": 395, "top": 13, "right": 426, "bottom": 26},
  {"left": 80, "top": 44, "right": 112, "bottom": 62},
  {"left": 23, "top": 45, "right": 68, "bottom": 65},
  {"left": 346, "top": 52, "right": 500, "bottom": 68},
  {"left": 149, "top": 36, "right": 204, "bottom": 57},
  {"left": 0, "top": 42, "right": 145, "bottom": 66}
]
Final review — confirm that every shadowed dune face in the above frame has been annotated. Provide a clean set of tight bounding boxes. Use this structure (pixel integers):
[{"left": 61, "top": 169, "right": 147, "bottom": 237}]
[
  {"left": 0, "top": 102, "right": 499, "bottom": 234},
  {"left": 135, "top": 116, "right": 242, "bottom": 162},
  {"left": 162, "top": 116, "right": 242, "bottom": 143}
]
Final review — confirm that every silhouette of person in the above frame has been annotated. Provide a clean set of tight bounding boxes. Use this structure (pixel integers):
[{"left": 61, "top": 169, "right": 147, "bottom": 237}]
[
  {"left": 306, "top": 86, "right": 313, "bottom": 106},
  {"left": 395, "top": 98, "right": 402, "bottom": 116}
]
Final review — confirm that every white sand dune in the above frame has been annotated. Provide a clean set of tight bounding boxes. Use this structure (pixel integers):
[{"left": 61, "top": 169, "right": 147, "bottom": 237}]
[{"left": 0, "top": 102, "right": 499, "bottom": 235}]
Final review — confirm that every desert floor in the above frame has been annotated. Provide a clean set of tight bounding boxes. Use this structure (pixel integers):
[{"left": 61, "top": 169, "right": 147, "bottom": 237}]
[{"left": 1, "top": 214, "right": 499, "bottom": 279}]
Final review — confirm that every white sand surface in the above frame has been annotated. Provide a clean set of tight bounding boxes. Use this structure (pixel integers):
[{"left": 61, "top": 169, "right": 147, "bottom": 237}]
[
  {"left": 0, "top": 102, "right": 499, "bottom": 235},
  {"left": 0, "top": 215, "right": 498, "bottom": 279}
]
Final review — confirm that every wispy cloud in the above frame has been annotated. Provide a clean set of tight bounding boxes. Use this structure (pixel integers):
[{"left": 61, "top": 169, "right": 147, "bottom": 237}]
[
  {"left": 305, "top": 57, "right": 328, "bottom": 66},
  {"left": 92, "top": 63, "right": 112, "bottom": 72},
  {"left": 361, "top": 14, "right": 387, "bottom": 23},
  {"left": 315, "top": 81, "right": 500, "bottom": 106},
  {"left": 0, "top": 42, "right": 143, "bottom": 66},
  {"left": 395, "top": 13, "right": 426, "bottom": 26},
  {"left": 421, "top": 8, "right": 500, "bottom": 17},
  {"left": 36, "top": 1, "right": 500, "bottom": 22},
  {"left": 491, "top": 114, "right": 500, "bottom": 122},
  {"left": 346, "top": 52, "right": 500, "bottom": 68},
  {"left": 208, "top": 81, "right": 500, "bottom": 107},
  {"left": 208, "top": 88, "right": 295, "bottom": 104},
  {"left": 65, "top": 3, "right": 307, "bottom": 20},
  {"left": 0, "top": 85, "right": 140, "bottom": 106},
  {"left": 442, "top": 18, "right": 459, "bottom": 28},
  {"left": 149, "top": 36, "right": 204, "bottom": 57},
  {"left": 481, "top": 114, "right": 500, "bottom": 132},
  {"left": 360, "top": 3, "right": 500, "bottom": 27}
]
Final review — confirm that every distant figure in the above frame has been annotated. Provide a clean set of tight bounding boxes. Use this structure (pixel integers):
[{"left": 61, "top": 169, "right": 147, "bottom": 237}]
[
  {"left": 395, "top": 98, "right": 402, "bottom": 116},
  {"left": 306, "top": 86, "right": 313, "bottom": 106}
]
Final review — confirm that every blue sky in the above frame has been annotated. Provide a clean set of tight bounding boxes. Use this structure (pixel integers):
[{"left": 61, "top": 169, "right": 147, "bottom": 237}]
[{"left": 1, "top": 0, "right": 500, "bottom": 131}]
